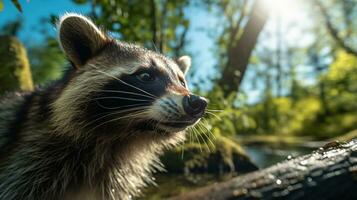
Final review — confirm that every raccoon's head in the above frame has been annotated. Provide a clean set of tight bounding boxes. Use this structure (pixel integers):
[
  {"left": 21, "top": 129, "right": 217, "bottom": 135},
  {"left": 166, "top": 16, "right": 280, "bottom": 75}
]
[{"left": 52, "top": 14, "right": 207, "bottom": 140}]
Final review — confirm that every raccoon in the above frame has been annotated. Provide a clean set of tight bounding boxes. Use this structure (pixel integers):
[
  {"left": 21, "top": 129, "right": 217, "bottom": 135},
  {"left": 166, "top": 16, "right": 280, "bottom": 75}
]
[{"left": 0, "top": 13, "right": 207, "bottom": 200}]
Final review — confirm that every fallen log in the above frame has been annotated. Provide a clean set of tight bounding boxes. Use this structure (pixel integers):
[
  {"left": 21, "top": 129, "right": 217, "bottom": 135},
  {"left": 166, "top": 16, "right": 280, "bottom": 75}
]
[{"left": 169, "top": 139, "right": 357, "bottom": 200}]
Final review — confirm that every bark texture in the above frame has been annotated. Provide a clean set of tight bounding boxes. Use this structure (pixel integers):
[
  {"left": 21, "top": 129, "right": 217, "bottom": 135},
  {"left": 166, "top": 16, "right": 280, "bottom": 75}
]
[{"left": 170, "top": 139, "right": 357, "bottom": 200}]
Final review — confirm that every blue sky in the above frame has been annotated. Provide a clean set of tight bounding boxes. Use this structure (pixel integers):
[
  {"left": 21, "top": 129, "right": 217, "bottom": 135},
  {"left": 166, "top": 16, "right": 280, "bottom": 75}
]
[{"left": 0, "top": 0, "right": 91, "bottom": 43}]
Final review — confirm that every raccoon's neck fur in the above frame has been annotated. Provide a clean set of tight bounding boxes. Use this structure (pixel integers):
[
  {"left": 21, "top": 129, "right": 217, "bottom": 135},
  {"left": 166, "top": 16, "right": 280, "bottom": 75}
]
[{"left": 0, "top": 75, "right": 181, "bottom": 200}]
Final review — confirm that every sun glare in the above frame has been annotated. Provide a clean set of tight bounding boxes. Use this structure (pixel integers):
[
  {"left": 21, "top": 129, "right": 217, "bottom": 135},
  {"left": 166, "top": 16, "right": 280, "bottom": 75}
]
[
  {"left": 263, "top": 0, "right": 304, "bottom": 22},
  {"left": 260, "top": 0, "right": 311, "bottom": 48}
]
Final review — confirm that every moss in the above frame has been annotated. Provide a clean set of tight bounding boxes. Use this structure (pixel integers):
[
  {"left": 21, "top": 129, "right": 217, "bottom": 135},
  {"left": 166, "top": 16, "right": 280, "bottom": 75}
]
[
  {"left": 0, "top": 35, "right": 33, "bottom": 94},
  {"left": 333, "top": 129, "right": 357, "bottom": 142}
]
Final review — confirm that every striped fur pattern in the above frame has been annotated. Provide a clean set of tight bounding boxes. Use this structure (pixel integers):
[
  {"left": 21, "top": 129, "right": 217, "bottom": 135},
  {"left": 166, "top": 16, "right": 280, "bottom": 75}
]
[{"left": 0, "top": 13, "right": 202, "bottom": 200}]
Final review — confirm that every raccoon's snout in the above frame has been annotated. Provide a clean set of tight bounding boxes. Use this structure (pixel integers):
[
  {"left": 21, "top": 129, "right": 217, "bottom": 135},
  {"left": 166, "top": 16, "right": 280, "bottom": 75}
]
[{"left": 182, "top": 94, "right": 207, "bottom": 118}]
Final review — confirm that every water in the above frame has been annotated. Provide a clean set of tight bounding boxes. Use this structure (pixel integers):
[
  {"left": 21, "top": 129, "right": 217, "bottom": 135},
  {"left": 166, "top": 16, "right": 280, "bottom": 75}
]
[{"left": 243, "top": 144, "right": 314, "bottom": 168}]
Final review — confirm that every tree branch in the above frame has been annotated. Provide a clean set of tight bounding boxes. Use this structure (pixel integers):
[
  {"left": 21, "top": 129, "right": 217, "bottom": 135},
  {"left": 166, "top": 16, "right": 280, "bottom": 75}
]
[
  {"left": 173, "top": 24, "right": 188, "bottom": 57},
  {"left": 159, "top": 0, "right": 169, "bottom": 53},
  {"left": 315, "top": 0, "right": 357, "bottom": 56},
  {"left": 150, "top": 0, "right": 158, "bottom": 50},
  {"left": 169, "top": 140, "right": 357, "bottom": 200},
  {"left": 228, "top": 0, "right": 248, "bottom": 52}
]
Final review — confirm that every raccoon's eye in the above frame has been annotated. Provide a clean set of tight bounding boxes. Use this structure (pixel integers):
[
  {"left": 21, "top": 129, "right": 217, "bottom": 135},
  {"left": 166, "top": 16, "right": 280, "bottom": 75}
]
[
  {"left": 179, "top": 78, "right": 186, "bottom": 87},
  {"left": 136, "top": 71, "right": 157, "bottom": 82},
  {"left": 180, "top": 80, "right": 186, "bottom": 87}
]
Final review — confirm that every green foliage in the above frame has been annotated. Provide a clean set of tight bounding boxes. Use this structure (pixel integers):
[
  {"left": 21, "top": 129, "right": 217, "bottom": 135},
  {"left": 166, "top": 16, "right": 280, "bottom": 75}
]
[
  {"left": 211, "top": 49, "right": 357, "bottom": 140},
  {"left": 202, "top": 86, "right": 257, "bottom": 137},
  {"left": 322, "top": 50, "right": 357, "bottom": 113},
  {"left": 0, "top": 18, "right": 22, "bottom": 37},
  {"left": 28, "top": 38, "right": 66, "bottom": 85},
  {"left": 199, "top": 49, "right": 357, "bottom": 140},
  {"left": 300, "top": 50, "right": 357, "bottom": 138},
  {"left": 250, "top": 97, "right": 322, "bottom": 135},
  {"left": 73, "top": 0, "right": 190, "bottom": 56}
]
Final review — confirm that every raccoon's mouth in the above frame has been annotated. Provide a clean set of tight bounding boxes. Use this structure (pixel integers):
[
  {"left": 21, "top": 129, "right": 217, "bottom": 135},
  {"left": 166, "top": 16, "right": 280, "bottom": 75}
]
[
  {"left": 161, "top": 121, "right": 194, "bottom": 129},
  {"left": 137, "top": 120, "right": 196, "bottom": 133}
]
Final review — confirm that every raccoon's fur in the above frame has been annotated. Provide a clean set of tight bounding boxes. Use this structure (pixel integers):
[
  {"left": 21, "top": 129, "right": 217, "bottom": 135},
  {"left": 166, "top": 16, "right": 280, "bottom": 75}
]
[{"left": 0, "top": 13, "right": 207, "bottom": 200}]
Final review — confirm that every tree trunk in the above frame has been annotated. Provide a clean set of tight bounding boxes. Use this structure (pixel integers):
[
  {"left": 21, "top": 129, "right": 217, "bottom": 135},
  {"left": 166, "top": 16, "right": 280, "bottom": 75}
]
[
  {"left": 0, "top": 35, "right": 33, "bottom": 95},
  {"left": 219, "top": 0, "right": 269, "bottom": 96},
  {"left": 169, "top": 140, "right": 357, "bottom": 200}
]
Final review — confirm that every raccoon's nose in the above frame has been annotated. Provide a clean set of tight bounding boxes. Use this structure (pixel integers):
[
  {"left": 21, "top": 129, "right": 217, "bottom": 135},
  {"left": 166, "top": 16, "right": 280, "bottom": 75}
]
[{"left": 183, "top": 95, "right": 207, "bottom": 118}]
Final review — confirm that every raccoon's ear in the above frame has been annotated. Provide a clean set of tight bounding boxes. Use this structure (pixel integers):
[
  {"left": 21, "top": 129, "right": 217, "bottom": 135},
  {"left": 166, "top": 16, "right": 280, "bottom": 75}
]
[
  {"left": 58, "top": 13, "right": 109, "bottom": 68},
  {"left": 176, "top": 55, "right": 191, "bottom": 75}
]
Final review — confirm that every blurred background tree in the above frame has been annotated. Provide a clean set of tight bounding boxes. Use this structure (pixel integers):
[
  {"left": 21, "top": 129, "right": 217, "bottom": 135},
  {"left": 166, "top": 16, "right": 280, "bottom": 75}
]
[
  {"left": 0, "top": 17, "right": 33, "bottom": 94},
  {"left": 0, "top": 35, "right": 33, "bottom": 94}
]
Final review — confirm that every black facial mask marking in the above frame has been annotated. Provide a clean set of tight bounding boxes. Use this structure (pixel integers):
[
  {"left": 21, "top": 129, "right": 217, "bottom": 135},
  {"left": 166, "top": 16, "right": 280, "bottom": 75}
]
[{"left": 85, "top": 68, "right": 169, "bottom": 131}]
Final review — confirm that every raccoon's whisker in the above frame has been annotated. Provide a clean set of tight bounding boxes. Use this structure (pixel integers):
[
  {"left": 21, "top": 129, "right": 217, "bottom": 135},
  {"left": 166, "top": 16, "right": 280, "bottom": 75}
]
[
  {"left": 181, "top": 141, "right": 185, "bottom": 159},
  {"left": 111, "top": 75, "right": 158, "bottom": 98},
  {"left": 200, "top": 130, "right": 215, "bottom": 150},
  {"left": 194, "top": 125, "right": 211, "bottom": 152},
  {"left": 201, "top": 118, "right": 217, "bottom": 140},
  {"left": 95, "top": 101, "right": 148, "bottom": 110},
  {"left": 205, "top": 111, "right": 222, "bottom": 121},
  {"left": 88, "top": 106, "right": 149, "bottom": 122},
  {"left": 187, "top": 126, "right": 195, "bottom": 142},
  {"left": 92, "top": 68, "right": 158, "bottom": 99},
  {"left": 189, "top": 127, "right": 193, "bottom": 144},
  {"left": 187, "top": 127, "right": 192, "bottom": 143},
  {"left": 112, "top": 111, "right": 148, "bottom": 122},
  {"left": 97, "top": 89, "right": 156, "bottom": 100},
  {"left": 190, "top": 126, "right": 203, "bottom": 152},
  {"left": 194, "top": 127, "right": 208, "bottom": 152},
  {"left": 197, "top": 122, "right": 215, "bottom": 151},
  {"left": 197, "top": 122, "right": 215, "bottom": 150},
  {"left": 83, "top": 107, "right": 149, "bottom": 130},
  {"left": 159, "top": 120, "right": 198, "bottom": 123},
  {"left": 87, "top": 111, "right": 148, "bottom": 134},
  {"left": 206, "top": 109, "right": 223, "bottom": 112},
  {"left": 194, "top": 126, "right": 206, "bottom": 152},
  {"left": 94, "top": 97, "right": 152, "bottom": 102}
]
